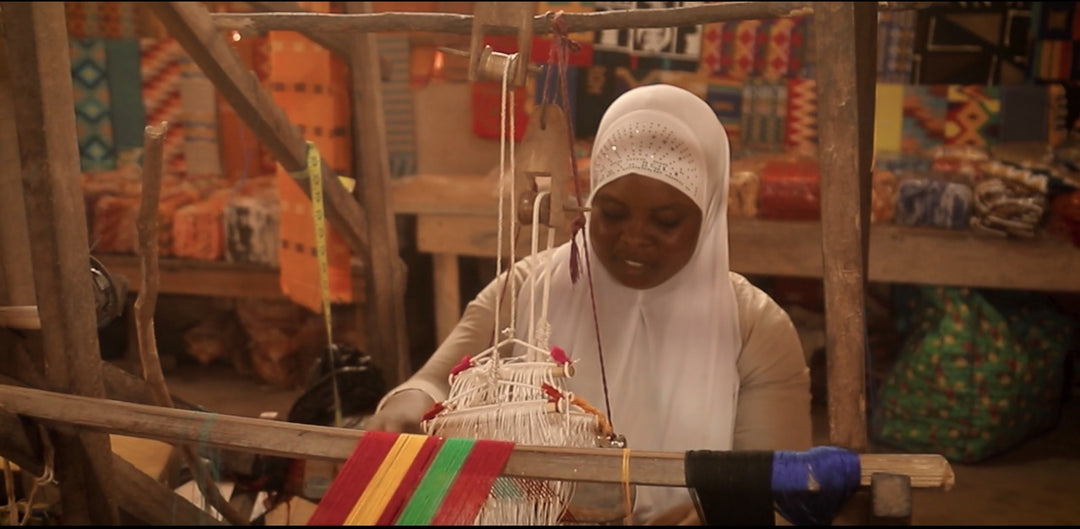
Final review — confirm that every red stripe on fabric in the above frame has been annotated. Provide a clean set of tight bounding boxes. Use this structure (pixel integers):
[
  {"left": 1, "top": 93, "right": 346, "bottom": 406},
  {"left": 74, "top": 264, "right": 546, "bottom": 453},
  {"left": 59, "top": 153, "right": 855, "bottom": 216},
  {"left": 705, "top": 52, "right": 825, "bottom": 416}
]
[
  {"left": 430, "top": 439, "right": 516, "bottom": 525},
  {"left": 376, "top": 436, "right": 446, "bottom": 525},
  {"left": 307, "top": 431, "right": 400, "bottom": 526}
]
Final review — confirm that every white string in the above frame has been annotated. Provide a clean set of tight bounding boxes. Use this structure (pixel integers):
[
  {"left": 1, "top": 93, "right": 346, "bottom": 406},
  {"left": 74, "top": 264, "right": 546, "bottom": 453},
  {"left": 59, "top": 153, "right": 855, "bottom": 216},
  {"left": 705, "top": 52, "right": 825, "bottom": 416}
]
[
  {"left": 527, "top": 191, "right": 550, "bottom": 347},
  {"left": 493, "top": 55, "right": 509, "bottom": 355}
]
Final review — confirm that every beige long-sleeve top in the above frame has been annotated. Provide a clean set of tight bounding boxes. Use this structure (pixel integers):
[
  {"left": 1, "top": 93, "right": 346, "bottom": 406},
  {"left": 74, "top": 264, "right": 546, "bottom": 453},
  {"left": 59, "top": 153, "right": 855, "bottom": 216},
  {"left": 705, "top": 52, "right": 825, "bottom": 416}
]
[{"left": 381, "top": 252, "right": 813, "bottom": 452}]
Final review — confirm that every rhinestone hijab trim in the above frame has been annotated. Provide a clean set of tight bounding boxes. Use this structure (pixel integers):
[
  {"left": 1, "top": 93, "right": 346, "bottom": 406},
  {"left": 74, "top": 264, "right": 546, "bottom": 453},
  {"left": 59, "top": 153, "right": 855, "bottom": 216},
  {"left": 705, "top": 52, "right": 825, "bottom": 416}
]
[{"left": 590, "top": 109, "right": 708, "bottom": 211}]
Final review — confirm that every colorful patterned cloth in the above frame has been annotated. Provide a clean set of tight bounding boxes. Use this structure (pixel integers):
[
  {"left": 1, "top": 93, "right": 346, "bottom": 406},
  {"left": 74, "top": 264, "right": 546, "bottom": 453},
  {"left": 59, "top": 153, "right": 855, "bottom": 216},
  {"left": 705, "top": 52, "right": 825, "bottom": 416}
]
[
  {"left": 140, "top": 37, "right": 186, "bottom": 177},
  {"left": 104, "top": 39, "right": 146, "bottom": 161},
  {"left": 945, "top": 85, "right": 1001, "bottom": 149},
  {"left": 179, "top": 55, "right": 222, "bottom": 177},
  {"left": 267, "top": 24, "right": 355, "bottom": 311},
  {"left": 872, "top": 286, "right": 1075, "bottom": 463},
  {"left": 71, "top": 38, "right": 117, "bottom": 172},
  {"left": 901, "top": 85, "right": 948, "bottom": 155}
]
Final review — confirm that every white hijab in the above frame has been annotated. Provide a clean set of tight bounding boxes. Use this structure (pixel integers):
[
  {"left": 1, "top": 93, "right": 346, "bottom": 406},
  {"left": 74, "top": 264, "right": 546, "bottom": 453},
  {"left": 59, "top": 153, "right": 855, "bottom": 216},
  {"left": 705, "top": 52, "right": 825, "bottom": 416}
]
[{"left": 514, "top": 84, "right": 741, "bottom": 520}]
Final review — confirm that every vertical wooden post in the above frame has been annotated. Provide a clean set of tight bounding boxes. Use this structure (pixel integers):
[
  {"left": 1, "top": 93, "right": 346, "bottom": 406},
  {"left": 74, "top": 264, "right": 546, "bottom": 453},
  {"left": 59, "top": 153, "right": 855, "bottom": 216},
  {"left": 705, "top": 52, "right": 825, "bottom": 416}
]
[
  {"left": 345, "top": 1, "right": 412, "bottom": 385},
  {"left": 0, "top": 2, "right": 119, "bottom": 523},
  {"left": 813, "top": 2, "right": 877, "bottom": 452},
  {"left": 0, "top": 33, "right": 35, "bottom": 308}
]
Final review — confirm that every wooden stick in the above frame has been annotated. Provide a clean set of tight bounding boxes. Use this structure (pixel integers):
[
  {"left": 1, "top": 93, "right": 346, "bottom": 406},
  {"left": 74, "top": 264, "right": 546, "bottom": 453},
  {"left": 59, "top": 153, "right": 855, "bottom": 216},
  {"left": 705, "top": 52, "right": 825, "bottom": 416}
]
[
  {"left": 0, "top": 384, "right": 957, "bottom": 491},
  {"left": 813, "top": 2, "right": 877, "bottom": 451},
  {"left": 134, "top": 123, "right": 249, "bottom": 527},
  {"left": 212, "top": 1, "right": 931, "bottom": 36}
]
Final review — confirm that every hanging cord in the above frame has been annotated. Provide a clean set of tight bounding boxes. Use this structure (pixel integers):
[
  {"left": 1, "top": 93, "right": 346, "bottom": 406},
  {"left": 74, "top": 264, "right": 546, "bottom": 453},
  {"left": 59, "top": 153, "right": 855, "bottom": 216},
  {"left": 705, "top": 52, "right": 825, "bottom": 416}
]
[{"left": 542, "top": 10, "right": 617, "bottom": 435}]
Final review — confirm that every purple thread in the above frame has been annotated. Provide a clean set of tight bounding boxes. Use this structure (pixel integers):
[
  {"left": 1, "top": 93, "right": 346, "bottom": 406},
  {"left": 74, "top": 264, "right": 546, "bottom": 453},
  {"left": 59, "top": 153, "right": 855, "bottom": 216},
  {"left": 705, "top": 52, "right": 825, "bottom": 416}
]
[{"left": 772, "top": 446, "right": 862, "bottom": 525}]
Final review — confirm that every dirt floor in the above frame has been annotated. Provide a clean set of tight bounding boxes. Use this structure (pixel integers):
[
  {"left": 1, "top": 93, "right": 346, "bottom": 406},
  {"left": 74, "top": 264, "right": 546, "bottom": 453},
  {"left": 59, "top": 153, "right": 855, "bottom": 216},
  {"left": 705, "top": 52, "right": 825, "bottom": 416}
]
[{"left": 159, "top": 358, "right": 1080, "bottom": 526}]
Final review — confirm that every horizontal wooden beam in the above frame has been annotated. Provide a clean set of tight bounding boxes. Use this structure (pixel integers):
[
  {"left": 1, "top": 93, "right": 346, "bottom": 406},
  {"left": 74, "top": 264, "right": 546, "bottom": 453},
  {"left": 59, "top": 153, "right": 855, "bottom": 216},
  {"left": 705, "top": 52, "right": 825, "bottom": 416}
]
[
  {"left": 213, "top": 2, "right": 930, "bottom": 36},
  {"left": 0, "top": 384, "right": 956, "bottom": 491},
  {"left": 0, "top": 409, "right": 223, "bottom": 526},
  {"left": 94, "top": 254, "right": 367, "bottom": 301},
  {"left": 407, "top": 214, "right": 1080, "bottom": 293}
]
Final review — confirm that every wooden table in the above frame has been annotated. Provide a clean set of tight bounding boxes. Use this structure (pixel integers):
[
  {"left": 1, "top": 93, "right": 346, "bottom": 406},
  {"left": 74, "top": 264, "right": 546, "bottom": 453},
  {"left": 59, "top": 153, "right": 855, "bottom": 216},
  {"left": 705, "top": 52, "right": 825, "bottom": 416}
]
[{"left": 392, "top": 173, "right": 1080, "bottom": 342}]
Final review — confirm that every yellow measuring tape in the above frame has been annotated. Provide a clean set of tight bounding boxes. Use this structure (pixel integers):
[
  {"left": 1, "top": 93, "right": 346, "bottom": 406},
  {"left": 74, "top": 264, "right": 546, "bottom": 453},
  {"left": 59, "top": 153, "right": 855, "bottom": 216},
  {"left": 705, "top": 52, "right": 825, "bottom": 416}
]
[{"left": 291, "top": 141, "right": 355, "bottom": 427}]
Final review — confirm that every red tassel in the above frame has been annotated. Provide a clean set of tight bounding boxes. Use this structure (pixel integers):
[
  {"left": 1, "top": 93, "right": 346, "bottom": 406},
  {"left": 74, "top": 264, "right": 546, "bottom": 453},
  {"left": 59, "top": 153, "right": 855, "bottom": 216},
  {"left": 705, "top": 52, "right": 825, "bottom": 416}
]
[
  {"left": 540, "top": 383, "right": 563, "bottom": 403},
  {"left": 549, "top": 346, "right": 570, "bottom": 365},
  {"left": 450, "top": 355, "right": 473, "bottom": 377},
  {"left": 422, "top": 402, "right": 446, "bottom": 422}
]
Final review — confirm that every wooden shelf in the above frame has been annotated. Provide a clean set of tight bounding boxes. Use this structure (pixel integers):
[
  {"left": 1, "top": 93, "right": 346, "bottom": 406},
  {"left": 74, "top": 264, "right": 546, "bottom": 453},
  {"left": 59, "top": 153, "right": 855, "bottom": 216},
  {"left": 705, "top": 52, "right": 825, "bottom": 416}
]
[
  {"left": 392, "top": 174, "right": 1080, "bottom": 293},
  {"left": 728, "top": 219, "right": 1080, "bottom": 293},
  {"left": 95, "top": 255, "right": 367, "bottom": 300}
]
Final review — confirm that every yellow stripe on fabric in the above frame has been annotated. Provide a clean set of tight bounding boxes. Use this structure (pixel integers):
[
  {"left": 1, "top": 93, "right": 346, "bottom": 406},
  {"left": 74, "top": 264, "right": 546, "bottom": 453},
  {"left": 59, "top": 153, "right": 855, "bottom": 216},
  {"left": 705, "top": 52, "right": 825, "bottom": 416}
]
[{"left": 345, "top": 433, "right": 429, "bottom": 525}]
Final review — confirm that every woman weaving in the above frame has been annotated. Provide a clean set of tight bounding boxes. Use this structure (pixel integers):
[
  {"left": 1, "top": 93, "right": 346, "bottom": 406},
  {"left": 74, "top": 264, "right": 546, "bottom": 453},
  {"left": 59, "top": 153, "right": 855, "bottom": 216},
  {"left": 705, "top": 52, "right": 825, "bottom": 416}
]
[{"left": 365, "top": 84, "right": 813, "bottom": 524}]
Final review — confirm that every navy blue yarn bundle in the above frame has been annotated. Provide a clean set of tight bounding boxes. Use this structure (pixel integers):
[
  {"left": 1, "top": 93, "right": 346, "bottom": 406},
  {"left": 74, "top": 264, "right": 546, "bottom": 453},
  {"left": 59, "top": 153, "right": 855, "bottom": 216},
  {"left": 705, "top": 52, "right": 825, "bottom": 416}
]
[{"left": 685, "top": 446, "right": 862, "bottom": 526}]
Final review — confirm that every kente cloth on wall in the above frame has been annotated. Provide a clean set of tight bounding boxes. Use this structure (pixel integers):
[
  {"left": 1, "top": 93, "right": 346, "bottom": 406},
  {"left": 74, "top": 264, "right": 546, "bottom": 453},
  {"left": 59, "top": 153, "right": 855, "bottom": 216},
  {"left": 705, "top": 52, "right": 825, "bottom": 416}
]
[
  {"left": 379, "top": 35, "right": 418, "bottom": 178},
  {"left": 700, "top": 17, "right": 811, "bottom": 81},
  {"left": 875, "top": 83, "right": 905, "bottom": 155},
  {"left": 877, "top": 8, "right": 917, "bottom": 83},
  {"left": 706, "top": 76, "right": 744, "bottom": 148},
  {"left": 1000, "top": 85, "right": 1050, "bottom": 143},
  {"left": 912, "top": 2, "right": 1033, "bottom": 85},
  {"left": 901, "top": 84, "right": 948, "bottom": 155},
  {"left": 267, "top": 26, "right": 354, "bottom": 311},
  {"left": 591, "top": 1, "right": 704, "bottom": 73},
  {"left": 140, "top": 37, "right": 186, "bottom": 177},
  {"left": 1030, "top": 2, "right": 1080, "bottom": 82},
  {"left": 219, "top": 34, "right": 277, "bottom": 182},
  {"left": 104, "top": 39, "right": 146, "bottom": 163},
  {"left": 71, "top": 38, "right": 117, "bottom": 172},
  {"left": 306, "top": 432, "right": 515, "bottom": 526},
  {"left": 784, "top": 77, "right": 817, "bottom": 157},
  {"left": 179, "top": 56, "right": 222, "bottom": 177},
  {"left": 945, "top": 85, "right": 1002, "bottom": 149},
  {"left": 739, "top": 78, "right": 787, "bottom": 154},
  {"left": 65, "top": 2, "right": 140, "bottom": 39}
]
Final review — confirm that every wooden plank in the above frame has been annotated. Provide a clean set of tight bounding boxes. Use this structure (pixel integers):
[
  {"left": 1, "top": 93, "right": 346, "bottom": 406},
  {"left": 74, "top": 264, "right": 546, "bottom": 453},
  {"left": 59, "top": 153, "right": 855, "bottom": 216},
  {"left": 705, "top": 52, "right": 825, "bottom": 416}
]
[
  {"left": 0, "top": 3, "right": 120, "bottom": 523},
  {"left": 346, "top": 1, "right": 411, "bottom": 385},
  {"left": 95, "top": 254, "right": 367, "bottom": 300},
  {"left": 813, "top": 2, "right": 877, "bottom": 452},
  {"left": 0, "top": 383, "right": 957, "bottom": 491},
  {"left": 147, "top": 2, "right": 371, "bottom": 259}
]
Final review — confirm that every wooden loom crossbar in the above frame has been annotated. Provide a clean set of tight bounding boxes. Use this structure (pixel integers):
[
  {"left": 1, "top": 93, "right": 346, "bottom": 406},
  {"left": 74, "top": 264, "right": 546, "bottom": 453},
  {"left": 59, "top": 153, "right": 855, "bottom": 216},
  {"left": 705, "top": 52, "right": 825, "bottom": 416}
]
[
  {"left": 211, "top": 1, "right": 928, "bottom": 35},
  {"left": 0, "top": 383, "right": 956, "bottom": 491}
]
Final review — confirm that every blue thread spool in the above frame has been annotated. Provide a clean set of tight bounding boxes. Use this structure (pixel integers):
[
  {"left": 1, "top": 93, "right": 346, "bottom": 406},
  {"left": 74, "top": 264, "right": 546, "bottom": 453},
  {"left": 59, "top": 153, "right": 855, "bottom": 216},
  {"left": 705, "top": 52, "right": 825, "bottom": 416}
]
[{"left": 772, "top": 446, "right": 862, "bottom": 525}]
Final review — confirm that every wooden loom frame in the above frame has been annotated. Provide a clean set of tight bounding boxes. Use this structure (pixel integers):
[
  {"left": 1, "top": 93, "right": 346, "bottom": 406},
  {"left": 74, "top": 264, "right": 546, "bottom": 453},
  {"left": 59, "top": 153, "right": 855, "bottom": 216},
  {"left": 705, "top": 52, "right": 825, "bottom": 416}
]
[{"left": 0, "top": 1, "right": 951, "bottom": 525}]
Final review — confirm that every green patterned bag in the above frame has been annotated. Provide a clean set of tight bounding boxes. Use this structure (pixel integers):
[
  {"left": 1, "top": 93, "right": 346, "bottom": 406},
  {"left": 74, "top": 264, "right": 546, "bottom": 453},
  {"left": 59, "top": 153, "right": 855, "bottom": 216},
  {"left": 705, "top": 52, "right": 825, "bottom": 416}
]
[{"left": 871, "top": 286, "right": 1075, "bottom": 463}]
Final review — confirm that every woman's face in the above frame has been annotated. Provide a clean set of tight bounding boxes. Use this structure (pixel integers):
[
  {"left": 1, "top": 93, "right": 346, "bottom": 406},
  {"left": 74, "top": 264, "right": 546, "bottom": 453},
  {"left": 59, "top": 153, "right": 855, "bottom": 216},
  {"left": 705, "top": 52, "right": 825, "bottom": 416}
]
[{"left": 589, "top": 173, "right": 703, "bottom": 290}]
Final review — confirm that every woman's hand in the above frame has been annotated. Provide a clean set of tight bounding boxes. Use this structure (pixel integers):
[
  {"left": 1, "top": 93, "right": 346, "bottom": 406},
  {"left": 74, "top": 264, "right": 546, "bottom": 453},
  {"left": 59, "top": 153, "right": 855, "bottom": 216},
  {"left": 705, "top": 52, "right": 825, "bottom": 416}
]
[{"left": 360, "top": 389, "right": 435, "bottom": 434}]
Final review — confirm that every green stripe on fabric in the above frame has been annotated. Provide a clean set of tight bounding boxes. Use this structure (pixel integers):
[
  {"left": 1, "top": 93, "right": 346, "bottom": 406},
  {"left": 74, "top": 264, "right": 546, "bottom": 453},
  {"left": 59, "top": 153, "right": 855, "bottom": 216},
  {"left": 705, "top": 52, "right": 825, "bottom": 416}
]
[{"left": 395, "top": 437, "right": 476, "bottom": 525}]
